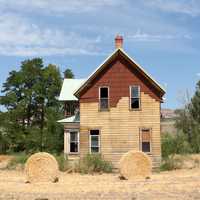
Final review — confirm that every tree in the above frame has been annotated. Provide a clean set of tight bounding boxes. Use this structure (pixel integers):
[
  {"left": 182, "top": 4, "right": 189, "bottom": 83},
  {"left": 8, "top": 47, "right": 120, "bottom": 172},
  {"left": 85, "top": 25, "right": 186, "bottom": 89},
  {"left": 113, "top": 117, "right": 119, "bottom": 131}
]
[
  {"left": 190, "top": 81, "right": 200, "bottom": 123},
  {"left": 33, "top": 64, "right": 63, "bottom": 151},
  {"left": 0, "top": 58, "right": 63, "bottom": 153},
  {"left": 175, "top": 80, "right": 200, "bottom": 153},
  {"left": 0, "top": 58, "right": 43, "bottom": 152},
  {"left": 175, "top": 106, "right": 192, "bottom": 143},
  {"left": 63, "top": 68, "right": 74, "bottom": 79}
]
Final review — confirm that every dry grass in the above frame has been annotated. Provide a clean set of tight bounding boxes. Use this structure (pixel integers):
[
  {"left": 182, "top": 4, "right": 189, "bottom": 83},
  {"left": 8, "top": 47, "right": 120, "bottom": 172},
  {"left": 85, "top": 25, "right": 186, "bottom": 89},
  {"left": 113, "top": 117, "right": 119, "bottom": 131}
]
[
  {"left": 161, "top": 154, "right": 200, "bottom": 171},
  {"left": 0, "top": 155, "right": 13, "bottom": 169},
  {"left": 0, "top": 155, "right": 13, "bottom": 162},
  {"left": 173, "top": 154, "right": 200, "bottom": 169},
  {"left": 0, "top": 168, "right": 200, "bottom": 199}
]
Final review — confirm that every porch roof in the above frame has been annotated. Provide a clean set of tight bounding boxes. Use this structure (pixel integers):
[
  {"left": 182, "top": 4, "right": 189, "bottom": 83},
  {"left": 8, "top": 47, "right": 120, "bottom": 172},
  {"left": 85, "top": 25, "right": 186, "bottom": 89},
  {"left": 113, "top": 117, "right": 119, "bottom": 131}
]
[
  {"left": 59, "top": 78, "right": 85, "bottom": 101},
  {"left": 57, "top": 114, "right": 80, "bottom": 123}
]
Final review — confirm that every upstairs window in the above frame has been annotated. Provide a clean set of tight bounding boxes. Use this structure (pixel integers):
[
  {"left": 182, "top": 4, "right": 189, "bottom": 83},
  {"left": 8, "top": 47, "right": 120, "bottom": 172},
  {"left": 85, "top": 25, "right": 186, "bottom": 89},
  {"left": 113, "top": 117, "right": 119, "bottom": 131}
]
[
  {"left": 130, "top": 85, "right": 140, "bottom": 109},
  {"left": 90, "top": 130, "right": 100, "bottom": 153},
  {"left": 99, "top": 87, "right": 109, "bottom": 110},
  {"left": 140, "top": 128, "right": 151, "bottom": 153}
]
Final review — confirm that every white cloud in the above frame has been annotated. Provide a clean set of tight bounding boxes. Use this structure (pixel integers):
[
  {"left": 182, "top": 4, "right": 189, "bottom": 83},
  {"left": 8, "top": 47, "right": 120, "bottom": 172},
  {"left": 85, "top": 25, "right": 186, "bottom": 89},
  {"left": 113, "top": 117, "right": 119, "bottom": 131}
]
[
  {"left": 127, "top": 29, "right": 192, "bottom": 42},
  {"left": 197, "top": 73, "right": 200, "bottom": 77},
  {"left": 0, "top": 13, "right": 101, "bottom": 56},
  {"left": 143, "top": 0, "right": 200, "bottom": 17},
  {"left": 0, "top": 0, "right": 124, "bottom": 14}
]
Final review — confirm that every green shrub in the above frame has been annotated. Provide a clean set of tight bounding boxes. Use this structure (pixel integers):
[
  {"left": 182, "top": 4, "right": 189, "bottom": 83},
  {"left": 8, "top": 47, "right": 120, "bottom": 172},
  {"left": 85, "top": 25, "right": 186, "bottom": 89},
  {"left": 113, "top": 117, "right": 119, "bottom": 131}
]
[
  {"left": 54, "top": 154, "right": 69, "bottom": 172},
  {"left": 160, "top": 157, "right": 175, "bottom": 171},
  {"left": 76, "top": 154, "right": 113, "bottom": 174},
  {"left": 160, "top": 156, "right": 183, "bottom": 171},
  {"left": 7, "top": 153, "right": 29, "bottom": 170},
  {"left": 162, "top": 132, "right": 192, "bottom": 158}
]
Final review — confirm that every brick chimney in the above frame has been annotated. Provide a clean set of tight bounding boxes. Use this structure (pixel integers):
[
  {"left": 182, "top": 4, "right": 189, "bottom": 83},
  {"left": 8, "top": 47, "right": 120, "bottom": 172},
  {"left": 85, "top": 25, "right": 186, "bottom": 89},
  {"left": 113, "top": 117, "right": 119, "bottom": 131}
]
[{"left": 115, "top": 35, "right": 123, "bottom": 49}]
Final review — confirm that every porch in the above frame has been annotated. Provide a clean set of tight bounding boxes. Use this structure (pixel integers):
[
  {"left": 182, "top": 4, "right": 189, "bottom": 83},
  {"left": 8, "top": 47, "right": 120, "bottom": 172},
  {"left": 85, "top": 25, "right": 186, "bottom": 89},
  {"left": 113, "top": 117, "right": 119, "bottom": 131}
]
[{"left": 58, "top": 113, "right": 80, "bottom": 163}]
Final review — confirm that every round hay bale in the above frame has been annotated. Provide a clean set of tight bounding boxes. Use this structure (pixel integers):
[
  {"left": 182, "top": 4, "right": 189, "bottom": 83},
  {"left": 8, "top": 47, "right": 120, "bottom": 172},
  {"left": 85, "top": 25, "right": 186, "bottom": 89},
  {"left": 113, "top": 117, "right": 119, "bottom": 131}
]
[
  {"left": 25, "top": 152, "right": 59, "bottom": 183},
  {"left": 119, "top": 151, "right": 152, "bottom": 180}
]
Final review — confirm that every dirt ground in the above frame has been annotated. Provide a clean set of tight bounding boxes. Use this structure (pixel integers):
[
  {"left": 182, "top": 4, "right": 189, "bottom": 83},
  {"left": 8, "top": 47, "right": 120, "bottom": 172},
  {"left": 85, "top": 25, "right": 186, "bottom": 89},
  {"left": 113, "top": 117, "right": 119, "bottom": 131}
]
[{"left": 0, "top": 169, "right": 200, "bottom": 200}]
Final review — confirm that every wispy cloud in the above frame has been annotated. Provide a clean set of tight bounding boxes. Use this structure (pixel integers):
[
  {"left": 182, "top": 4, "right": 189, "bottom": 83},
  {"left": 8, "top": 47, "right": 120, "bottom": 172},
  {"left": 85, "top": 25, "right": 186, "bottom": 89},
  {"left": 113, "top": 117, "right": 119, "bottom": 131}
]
[
  {"left": 127, "top": 29, "right": 192, "bottom": 42},
  {"left": 197, "top": 73, "right": 200, "bottom": 77},
  {"left": 0, "top": 0, "right": 124, "bottom": 14},
  {"left": 0, "top": 13, "right": 101, "bottom": 56},
  {"left": 142, "top": 0, "right": 200, "bottom": 17},
  {"left": 0, "top": 0, "right": 196, "bottom": 56}
]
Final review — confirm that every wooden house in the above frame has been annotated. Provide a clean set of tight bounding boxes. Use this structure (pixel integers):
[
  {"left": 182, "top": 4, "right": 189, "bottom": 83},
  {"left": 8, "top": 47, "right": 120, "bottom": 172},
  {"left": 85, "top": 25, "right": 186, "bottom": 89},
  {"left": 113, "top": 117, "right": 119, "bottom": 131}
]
[{"left": 58, "top": 36, "right": 165, "bottom": 168}]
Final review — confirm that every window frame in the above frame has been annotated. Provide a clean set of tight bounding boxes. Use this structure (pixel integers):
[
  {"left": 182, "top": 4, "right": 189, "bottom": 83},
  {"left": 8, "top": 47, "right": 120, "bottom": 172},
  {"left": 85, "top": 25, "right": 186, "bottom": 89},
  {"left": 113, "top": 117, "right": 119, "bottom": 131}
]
[
  {"left": 89, "top": 129, "right": 101, "bottom": 153},
  {"left": 68, "top": 131, "right": 79, "bottom": 154},
  {"left": 139, "top": 128, "right": 152, "bottom": 154},
  {"left": 99, "top": 86, "right": 110, "bottom": 111},
  {"left": 129, "top": 85, "right": 141, "bottom": 110}
]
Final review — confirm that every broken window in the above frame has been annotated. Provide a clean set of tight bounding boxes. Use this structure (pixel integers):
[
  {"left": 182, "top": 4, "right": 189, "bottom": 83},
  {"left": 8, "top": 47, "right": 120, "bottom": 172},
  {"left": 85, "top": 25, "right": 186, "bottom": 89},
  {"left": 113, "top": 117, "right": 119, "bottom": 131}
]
[
  {"left": 99, "top": 87, "right": 109, "bottom": 110},
  {"left": 130, "top": 85, "right": 140, "bottom": 109},
  {"left": 140, "top": 128, "right": 151, "bottom": 153}
]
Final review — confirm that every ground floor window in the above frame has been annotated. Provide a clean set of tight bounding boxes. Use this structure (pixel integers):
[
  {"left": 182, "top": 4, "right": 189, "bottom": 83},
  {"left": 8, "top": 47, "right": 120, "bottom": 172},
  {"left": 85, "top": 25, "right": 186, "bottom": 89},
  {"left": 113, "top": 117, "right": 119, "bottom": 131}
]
[
  {"left": 140, "top": 128, "right": 151, "bottom": 153},
  {"left": 69, "top": 131, "right": 79, "bottom": 153},
  {"left": 90, "top": 130, "right": 100, "bottom": 153}
]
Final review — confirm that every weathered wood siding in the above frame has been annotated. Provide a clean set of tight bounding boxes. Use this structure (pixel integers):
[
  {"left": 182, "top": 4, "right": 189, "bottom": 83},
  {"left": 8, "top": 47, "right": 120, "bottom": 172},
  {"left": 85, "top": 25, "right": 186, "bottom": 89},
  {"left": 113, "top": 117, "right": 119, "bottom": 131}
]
[
  {"left": 79, "top": 56, "right": 163, "bottom": 105},
  {"left": 80, "top": 93, "right": 161, "bottom": 168}
]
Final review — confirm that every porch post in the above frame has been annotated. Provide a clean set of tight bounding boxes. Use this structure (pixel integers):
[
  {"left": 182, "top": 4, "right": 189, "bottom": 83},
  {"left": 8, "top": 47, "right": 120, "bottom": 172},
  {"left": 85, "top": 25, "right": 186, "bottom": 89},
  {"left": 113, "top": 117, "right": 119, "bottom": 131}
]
[{"left": 64, "top": 129, "right": 69, "bottom": 159}]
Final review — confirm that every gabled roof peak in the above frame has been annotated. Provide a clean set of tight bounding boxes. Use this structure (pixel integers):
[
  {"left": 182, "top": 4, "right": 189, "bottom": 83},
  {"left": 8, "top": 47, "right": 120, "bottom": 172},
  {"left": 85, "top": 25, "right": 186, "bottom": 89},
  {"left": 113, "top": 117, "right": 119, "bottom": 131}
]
[{"left": 74, "top": 48, "right": 165, "bottom": 98}]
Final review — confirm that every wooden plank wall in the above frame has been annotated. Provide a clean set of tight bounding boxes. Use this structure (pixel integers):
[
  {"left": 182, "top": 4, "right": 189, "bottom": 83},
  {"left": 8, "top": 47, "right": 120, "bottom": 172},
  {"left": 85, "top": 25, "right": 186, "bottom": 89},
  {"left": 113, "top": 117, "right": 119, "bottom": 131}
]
[{"left": 80, "top": 92, "right": 161, "bottom": 168}]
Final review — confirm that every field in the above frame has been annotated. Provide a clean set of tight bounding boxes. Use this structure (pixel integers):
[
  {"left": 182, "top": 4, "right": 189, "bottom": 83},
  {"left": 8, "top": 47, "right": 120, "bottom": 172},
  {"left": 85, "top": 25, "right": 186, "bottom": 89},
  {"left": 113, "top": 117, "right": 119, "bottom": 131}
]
[{"left": 0, "top": 168, "right": 200, "bottom": 200}]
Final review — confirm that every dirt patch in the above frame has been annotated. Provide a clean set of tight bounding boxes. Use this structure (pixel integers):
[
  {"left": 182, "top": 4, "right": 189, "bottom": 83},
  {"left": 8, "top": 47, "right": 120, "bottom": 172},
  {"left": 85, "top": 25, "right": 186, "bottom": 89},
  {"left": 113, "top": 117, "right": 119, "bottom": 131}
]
[{"left": 0, "top": 169, "right": 200, "bottom": 200}]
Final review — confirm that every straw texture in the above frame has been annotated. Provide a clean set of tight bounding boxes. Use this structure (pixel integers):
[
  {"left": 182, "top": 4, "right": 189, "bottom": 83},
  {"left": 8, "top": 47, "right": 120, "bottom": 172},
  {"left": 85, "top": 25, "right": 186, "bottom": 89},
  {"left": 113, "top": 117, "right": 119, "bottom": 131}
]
[
  {"left": 119, "top": 151, "right": 152, "bottom": 180},
  {"left": 25, "top": 152, "right": 59, "bottom": 183}
]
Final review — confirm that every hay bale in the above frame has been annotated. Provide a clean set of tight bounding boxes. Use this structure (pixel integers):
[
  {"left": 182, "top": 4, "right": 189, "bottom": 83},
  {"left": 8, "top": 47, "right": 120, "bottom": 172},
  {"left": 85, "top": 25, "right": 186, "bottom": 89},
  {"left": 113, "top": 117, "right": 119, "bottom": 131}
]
[
  {"left": 119, "top": 151, "right": 152, "bottom": 180},
  {"left": 25, "top": 152, "right": 59, "bottom": 183}
]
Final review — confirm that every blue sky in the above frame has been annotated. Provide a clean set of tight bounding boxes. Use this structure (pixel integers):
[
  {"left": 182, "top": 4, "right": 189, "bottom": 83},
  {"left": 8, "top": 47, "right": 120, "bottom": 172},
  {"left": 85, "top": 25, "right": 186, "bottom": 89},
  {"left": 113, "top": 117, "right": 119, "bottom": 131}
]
[{"left": 0, "top": 0, "right": 200, "bottom": 109}]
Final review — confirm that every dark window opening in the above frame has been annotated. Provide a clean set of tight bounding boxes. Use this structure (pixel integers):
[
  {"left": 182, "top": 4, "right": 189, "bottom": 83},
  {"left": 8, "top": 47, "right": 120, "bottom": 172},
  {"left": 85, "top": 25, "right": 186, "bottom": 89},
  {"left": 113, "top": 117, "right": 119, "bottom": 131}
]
[
  {"left": 90, "top": 130, "right": 99, "bottom": 135},
  {"left": 100, "top": 88, "right": 108, "bottom": 98},
  {"left": 100, "top": 87, "right": 109, "bottom": 110},
  {"left": 64, "top": 101, "right": 79, "bottom": 117},
  {"left": 131, "top": 98, "right": 140, "bottom": 109},
  {"left": 130, "top": 86, "right": 140, "bottom": 109},
  {"left": 142, "top": 142, "right": 150, "bottom": 152}
]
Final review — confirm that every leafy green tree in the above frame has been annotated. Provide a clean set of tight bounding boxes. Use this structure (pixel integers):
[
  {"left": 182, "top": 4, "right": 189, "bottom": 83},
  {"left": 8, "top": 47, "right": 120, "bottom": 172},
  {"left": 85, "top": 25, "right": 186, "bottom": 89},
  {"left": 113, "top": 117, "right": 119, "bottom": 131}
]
[
  {"left": 64, "top": 68, "right": 74, "bottom": 78},
  {"left": 33, "top": 64, "right": 63, "bottom": 151},
  {"left": 190, "top": 81, "right": 200, "bottom": 123},
  {"left": 175, "top": 80, "right": 200, "bottom": 153},
  {"left": 175, "top": 107, "right": 193, "bottom": 143},
  {"left": 0, "top": 58, "right": 64, "bottom": 153}
]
